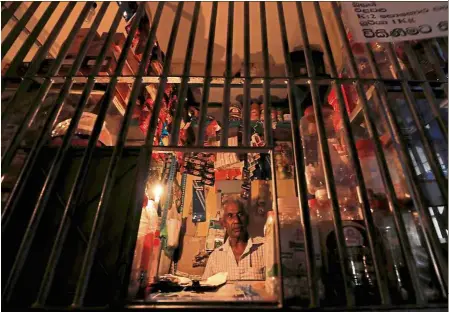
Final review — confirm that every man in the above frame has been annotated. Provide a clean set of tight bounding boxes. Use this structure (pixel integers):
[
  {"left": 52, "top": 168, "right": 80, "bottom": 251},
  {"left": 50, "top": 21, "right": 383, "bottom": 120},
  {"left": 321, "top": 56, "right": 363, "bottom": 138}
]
[{"left": 202, "top": 199, "right": 265, "bottom": 281}]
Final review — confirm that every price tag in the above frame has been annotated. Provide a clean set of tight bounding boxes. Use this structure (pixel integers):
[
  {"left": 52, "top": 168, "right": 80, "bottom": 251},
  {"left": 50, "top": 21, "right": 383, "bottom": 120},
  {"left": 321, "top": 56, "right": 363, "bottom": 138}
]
[{"left": 341, "top": 2, "right": 448, "bottom": 42}]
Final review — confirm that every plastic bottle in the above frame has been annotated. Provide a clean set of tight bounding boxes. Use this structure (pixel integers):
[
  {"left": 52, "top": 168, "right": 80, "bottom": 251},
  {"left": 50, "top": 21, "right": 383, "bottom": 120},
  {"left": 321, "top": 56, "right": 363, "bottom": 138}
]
[
  {"left": 264, "top": 211, "right": 279, "bottom": 297},
  {"left": 300, "top": 106, "right": 354, "bottom": 195},
  {"left": 356, "top": 139, "right": 385, "bottom": 194},
  {"left": 314, "top": 188, "right": 380, "bottom": 306}
]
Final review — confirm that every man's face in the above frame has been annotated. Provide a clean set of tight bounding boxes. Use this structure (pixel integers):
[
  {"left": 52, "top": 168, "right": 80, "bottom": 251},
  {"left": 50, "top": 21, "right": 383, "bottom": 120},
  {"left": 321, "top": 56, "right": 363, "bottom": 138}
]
[{"left": 222, "top": 202, "right": 248, "bottom": 239}]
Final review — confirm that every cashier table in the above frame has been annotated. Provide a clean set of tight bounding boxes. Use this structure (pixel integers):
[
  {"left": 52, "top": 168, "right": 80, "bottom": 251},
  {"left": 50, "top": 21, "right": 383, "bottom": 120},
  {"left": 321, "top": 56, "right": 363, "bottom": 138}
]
[{"left": 146, "top": 281, "right": 277, "bottom": 302}]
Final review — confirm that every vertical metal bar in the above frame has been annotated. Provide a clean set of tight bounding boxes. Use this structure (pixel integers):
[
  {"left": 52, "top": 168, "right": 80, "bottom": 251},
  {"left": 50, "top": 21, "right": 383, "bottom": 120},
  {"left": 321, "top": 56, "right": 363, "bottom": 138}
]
[
  {"left": 4, "top": 2, "right": 76, "bottom": 79},
  {"left": 365, "top": 39, "right": 444, "bottom": 301},
  {"left": 1, "top": 2, "right": 93, "bottom": 225},
  {"left": 116, "top": 3, "right": 184, "bottom": 300},
  {"left": 433, "top": 38, "right": 447, "bottom": 62},
  {"left": 71, "top": 3, "right": 165, "bottom": 306},
  {"left": 1, "top": 2, "right": 79, "bottom": 120},
  {"left": 331, "top": 2, "right": 448, "bottom": 295},
  {"left": 5, "top": 1, "right": 59, "bottom": 76},
  {"left": 169, "top": 2, "right": 201, "bottom": 146},
  {"left": 3, "top": 2, "right": 58, "bottom": 77},
  {"left": 268, "top": 151, "right": 285, "bottom": 307},
  {"left": 259, "top": 2, "right": 273, "bottom": 148},
  {"left": 402, "top": 42, "right": 447, "bottom": 140},
  {"left": 1, "top": 1, "right": 41, "bottom": 59},
  {"left": 220, "top": 2, "right": 234, "bottom": 147},
  {"left": 242, "top": 2, "right": 251, "bottom": 147},
  {"left": 422, "top": 41, "right": 448, "bottom": 97},
  {"left": 276, "top": 2, "right": 329, "bottom": 307},
  {"left": 1, "top": 2, "right": 21, "bottom": 29},
  {"left": 32, "top": 4, "right": 127, "bottom": 306},
  {"left": 387, "top": 46, "right": 449, "bottom": 291},
  {"left": 385, "top": 44, "right": 448, "bottom": 204},
  {"left": 1, "top": 3, "right": 110, "bottom": 303},
  {"left": 301, "top": 2, "right": 391, "bottom": 305},
  {"left": 372, "top": 87, "right": 448, "bottom": 298},
  {"left": 195, "top": 2, "right": 217, "bottom": 146}
]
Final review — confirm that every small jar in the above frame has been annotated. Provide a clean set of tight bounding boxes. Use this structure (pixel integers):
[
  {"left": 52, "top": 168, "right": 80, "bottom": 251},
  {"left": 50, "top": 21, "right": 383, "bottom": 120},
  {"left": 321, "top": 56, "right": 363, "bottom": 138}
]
[
  {"left": 260, "top": 104, "right": 265, "bottom": 121},
  {"left": 276, "top": 108, "right": 284, "bottom": 122},
  {"left": 271, "top": 109, "right": 277, "bottom": 122},
  {"left": 251, "top": 102, "right": 260, "bottom": 121},
  {"left": 230, "top": 102, "right": 242, "bottom": 121}
]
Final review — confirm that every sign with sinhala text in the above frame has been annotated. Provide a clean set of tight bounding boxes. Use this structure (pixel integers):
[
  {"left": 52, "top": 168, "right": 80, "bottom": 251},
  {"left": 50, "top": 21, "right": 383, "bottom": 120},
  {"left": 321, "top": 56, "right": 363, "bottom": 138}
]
[{"left": 341, "top": 2, "right": 448, "bottom": 42}]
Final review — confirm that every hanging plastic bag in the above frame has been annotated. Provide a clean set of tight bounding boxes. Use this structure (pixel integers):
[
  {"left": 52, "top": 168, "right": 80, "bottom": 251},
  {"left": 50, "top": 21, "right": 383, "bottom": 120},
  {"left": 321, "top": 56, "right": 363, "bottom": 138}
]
[{"left": 166, "top": 205, "right": 182, "bottom": 249}]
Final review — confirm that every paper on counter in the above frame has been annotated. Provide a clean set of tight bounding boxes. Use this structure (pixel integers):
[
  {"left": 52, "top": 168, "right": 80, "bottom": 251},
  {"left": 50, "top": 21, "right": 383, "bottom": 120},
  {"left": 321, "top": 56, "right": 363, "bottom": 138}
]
[{"left": 200, "top": 272, "right": 228, "bottom": 287}]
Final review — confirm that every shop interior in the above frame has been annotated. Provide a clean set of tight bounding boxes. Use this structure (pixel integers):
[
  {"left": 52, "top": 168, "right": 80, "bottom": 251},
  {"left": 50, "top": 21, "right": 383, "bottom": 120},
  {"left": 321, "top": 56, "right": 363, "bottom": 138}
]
[{"left": 1, "top": 1, "right": 448, "bottom": 308}]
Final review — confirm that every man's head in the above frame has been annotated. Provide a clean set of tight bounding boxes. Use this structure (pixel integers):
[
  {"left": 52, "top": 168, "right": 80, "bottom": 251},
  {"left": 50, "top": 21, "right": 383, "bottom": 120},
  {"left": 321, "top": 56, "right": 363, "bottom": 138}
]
[{"left": 221, "top": 199, "right": 249, "bottom": 239}]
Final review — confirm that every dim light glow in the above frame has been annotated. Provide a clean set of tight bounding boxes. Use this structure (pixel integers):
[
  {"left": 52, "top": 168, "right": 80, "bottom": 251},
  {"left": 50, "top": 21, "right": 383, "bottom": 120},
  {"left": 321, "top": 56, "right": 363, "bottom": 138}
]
[{"left": 153, "top": 184, "right": 163, "bottom": 203}]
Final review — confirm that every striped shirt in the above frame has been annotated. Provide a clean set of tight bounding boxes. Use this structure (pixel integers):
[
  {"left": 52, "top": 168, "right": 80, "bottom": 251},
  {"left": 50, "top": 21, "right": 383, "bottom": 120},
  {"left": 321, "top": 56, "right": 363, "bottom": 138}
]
[{"left": 202, "top": 237, "right": 265, "bottom": 281}]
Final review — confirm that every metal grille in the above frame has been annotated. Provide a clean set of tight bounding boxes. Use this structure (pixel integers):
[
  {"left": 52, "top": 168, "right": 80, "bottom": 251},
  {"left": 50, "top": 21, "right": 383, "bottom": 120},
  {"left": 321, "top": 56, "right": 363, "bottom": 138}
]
[{"left": 1, "top": 1, "right": 447, "bottom": 310}]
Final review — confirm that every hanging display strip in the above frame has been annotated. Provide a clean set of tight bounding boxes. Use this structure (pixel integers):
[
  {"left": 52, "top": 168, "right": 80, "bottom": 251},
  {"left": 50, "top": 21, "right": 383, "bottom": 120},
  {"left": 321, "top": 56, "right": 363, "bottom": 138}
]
[
  {"left": 192, "top": 180, "right": 206, "bottom": 223},
  {"left": 341, "top": 2, "right": 448, "bottom": 42},
  {"left": 161, "top": 154, "right": 178, "bottom": 237},
  {"left": 179, "top": 173, "right": 188, "bottom": 214}
]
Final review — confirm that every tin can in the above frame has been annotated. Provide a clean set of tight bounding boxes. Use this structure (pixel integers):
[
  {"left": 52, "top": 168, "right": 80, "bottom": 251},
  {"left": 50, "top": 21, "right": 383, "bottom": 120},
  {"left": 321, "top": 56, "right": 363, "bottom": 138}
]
[
  {"left": 271, "top": 109, "right": 277, "bottom": 122},
  {"left": 276, "top": 108, "right": 284, "bottom": 122},
  {"left": 230, "top": 102, "right": 242, "bottom": 120},
  {"left": 250, "top": 102, "right": 260, "bottom": 121}
]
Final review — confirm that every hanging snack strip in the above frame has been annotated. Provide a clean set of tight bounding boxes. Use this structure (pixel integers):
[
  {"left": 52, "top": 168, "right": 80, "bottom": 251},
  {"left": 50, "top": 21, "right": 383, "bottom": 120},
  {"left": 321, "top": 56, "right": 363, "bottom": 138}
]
[{"left": 182, "top": 153, "right": 215, "bottom": 186}]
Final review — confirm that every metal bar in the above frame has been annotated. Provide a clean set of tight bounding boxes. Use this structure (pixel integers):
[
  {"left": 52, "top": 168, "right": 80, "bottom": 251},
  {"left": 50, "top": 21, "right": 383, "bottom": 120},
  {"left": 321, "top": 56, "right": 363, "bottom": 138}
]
[
  {"left": 242, "top": 2, "right": 251, "bottom": 147},
  {"left": 422, "top": 41, "right": 448, "bottom": 97},
  {"left": 1, "top": 2, "right": 81, "bottom": 121},
  {"left": 1, "top": 3, "right": 110, "bottom": 303},
  {"left": 2, "top": 2, "right": 76, "bottom": 100},
  {"left": 388, "top": 43, "right": 449, "bottom": 293},
  {"left": 433, "top": 38, "right": 447, "bottom": 62},
  {"left": 276, "top": 2, "right": 334, "bottom": 307},
  {"left": 1, "top": 3, "right": 93, "bottom": 225},
  {"left": 332, "top": 2, "right": 448, "bottom": 297},
  {"left": 1, "top": 2, "right": 91, "bottom": 172},
  {"left": 385, "top": 44, "right": 448, "bottom": 205},
  {"left": 259, "top": 2, "right": 273, "bottom": 147},
  {"left": 71, "top": 3, "right": 165, "bottom": 307},
  {"left": 308, "top": 2, "right": 391, "bottom": 305},
  {"left": 371, "top": 85, "right": 446, "bottom": 300},
  {"left": 32, "top": 4, "right": 127, "bottom": 306},
  {"left": 1, "top": 1, "right": 41, "bottom": 59},
  {"left": 293, "top": 3, "right": 323, "bottom": 306},
  {"left": 195, "top": 2, "right": 217, "bottom": 146},
  {"left": 403, "top": 42, "right": 447, "bottom": 141},
  {"left": 3, "top": 2, "right": 58, "bottom": 77},
  {"left": 268, "top": 151, "right": 285, "bottom": 307},
  {"left": 113, "top": 146, "right": 150, "bottom": 304},
  {"left": 122, "top": 3, "right": 183, "bottom": 300},
  {"left": 169, "top": 2, "right": 201, "bottom": 146},
  {"left": 368, "top": 55, "right": 430, "bottom": 303},
  {"left": 219, "top": 2, "right": 234, "bottom": 147},
  {"left": 1, "top": 2, "right": 21, "bottom": 29}
]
